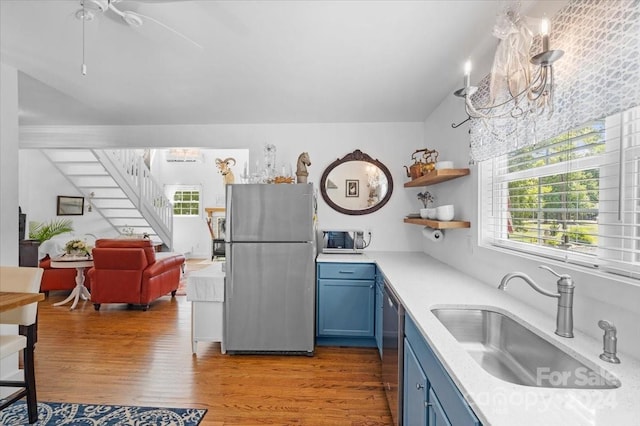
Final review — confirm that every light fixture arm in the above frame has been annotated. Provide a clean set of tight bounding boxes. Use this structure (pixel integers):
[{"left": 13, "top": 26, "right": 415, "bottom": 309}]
[
  {"left": 451, "top": 116, "right": 471, "bottom": 128},
  {"left": 452, "top": 8, "right": 564, "bottom": 132}
]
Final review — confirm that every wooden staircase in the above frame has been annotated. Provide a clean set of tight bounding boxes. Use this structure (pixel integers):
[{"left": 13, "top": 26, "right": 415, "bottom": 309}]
[{"left": 41, "top": 149, "right": 173, "bottom": 250}]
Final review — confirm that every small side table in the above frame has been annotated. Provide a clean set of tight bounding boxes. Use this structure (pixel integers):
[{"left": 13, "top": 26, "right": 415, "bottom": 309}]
[
  {"left": 50, "top": 256, "right": 94, "bottom": 310},
  {"left": 186, "top": 262, "right": 225, "bottom": 354}
]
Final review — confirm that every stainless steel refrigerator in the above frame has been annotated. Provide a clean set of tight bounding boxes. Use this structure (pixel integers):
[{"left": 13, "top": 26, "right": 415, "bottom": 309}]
[{"left": 224, "top": 183, "right": 316, "bottom": 354}]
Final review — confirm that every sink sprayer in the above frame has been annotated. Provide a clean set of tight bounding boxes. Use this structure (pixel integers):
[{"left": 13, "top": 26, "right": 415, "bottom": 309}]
[{"left": 598, "top": 320, "right": 621, "bottom": 364}]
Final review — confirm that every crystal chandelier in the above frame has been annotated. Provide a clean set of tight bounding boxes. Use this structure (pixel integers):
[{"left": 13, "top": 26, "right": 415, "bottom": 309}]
[{"left": 453, "top": 6, "right": 563, "bottom": 132}]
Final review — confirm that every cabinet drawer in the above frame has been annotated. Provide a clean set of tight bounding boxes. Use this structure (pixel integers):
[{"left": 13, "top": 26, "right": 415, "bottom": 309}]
[{"left": 318, "top": 263, "right": 375, "bottom": 280}]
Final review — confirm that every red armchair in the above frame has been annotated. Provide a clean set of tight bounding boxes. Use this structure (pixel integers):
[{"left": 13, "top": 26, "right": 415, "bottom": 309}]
[{"left": 87, "top": 239, "right": 185, "bottom": 311}]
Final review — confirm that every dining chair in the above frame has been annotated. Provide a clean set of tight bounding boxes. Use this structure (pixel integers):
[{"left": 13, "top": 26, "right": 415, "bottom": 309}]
[{"left": 0, "top": 266, "right": 44, "bottom": 424}]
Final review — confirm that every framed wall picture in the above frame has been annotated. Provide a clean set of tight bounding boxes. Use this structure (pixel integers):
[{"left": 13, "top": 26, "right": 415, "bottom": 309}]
[
  {"left": 57, "top": 196, "right": 84, "bottom": 216},
  {"left": 345, "top": 179, "right": 359, "bottom": 198}
]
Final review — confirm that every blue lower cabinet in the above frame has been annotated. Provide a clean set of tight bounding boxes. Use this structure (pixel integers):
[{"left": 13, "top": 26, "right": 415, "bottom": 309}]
[
  {"left": 428, "top": 388, "right": 452, "bottom": 426},
  {"left": 404, "top": 339, "right": 428, "bottom": 425},
  {"left": 316, "top": 263, "right": 376, "bottom": 347},
  {"left": 404, "top": 315, "right": 481, "bottom": 426},
  {"left": 375, "top": 277, "right": 384, "bottom": 357}
]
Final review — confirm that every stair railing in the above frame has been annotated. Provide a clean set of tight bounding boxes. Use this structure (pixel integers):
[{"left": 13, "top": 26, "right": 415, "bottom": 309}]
[{"left": 94, "top": 149, "right": 173, "bottom": 250}]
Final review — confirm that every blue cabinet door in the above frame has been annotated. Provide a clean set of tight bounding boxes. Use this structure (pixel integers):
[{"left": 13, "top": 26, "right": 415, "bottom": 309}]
[
  {"left": 375, "top": 277, "right": 384, "bottom": 357},
  {"left": 405, "top": 315, "right": 482, "bottom": 426},
  {"left": 317, "top": 278, "right": 375, "bottom": 337},
  {"left": 404, "top": 339, "right": 427, "bottom": 426},
  {"left": 428, "top": 388, "right": 452, "bottom": 426}
]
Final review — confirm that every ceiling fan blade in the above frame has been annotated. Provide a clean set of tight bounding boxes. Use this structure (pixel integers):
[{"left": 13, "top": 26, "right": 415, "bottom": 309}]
[
  {"left": 113, "top": 0, "right": 192, "bottom": 3},
  {"left": 82, "top": 0, "right": 110, "bottom": 12},
  {"left": 121, "top": 11, "right": 144, "bottom": 27},
  {"left": 127, "top": 11, "right": 203, "bottom": 49},
  {"left": 106, "top": 2, "right": 143, "bottom": 26},
  {"left": 83, "top": 0, "right": 202, "bottom": 49}
]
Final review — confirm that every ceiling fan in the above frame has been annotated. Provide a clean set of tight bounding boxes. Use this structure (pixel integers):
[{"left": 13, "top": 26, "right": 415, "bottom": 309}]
[{"left": 75, "top": 0, "right": 202, "bottom": 48}]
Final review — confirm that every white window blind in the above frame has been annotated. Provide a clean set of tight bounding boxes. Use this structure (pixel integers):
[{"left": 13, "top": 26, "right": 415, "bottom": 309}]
[{"left": 480, "top": 106, "right": 640, "bottom": 280}]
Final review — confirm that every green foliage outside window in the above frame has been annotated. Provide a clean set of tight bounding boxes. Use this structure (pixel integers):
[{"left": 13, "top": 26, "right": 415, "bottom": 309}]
[
  {"left": 505, "top": 121, "right": 604, "bottom": 254},
  {"left": 173, "top": 190, "right": 200, "bottom": 216}
]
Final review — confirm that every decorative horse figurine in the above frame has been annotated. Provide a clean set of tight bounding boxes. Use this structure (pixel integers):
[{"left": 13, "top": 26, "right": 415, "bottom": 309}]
[
  {"left": 296, "top": 152, "right": 311, "bottom": 184},
  {"left": 215, "top": 157, "right": 236, "bottom": 185}
]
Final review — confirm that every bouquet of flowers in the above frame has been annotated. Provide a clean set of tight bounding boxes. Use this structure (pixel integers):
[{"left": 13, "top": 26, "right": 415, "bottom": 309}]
[{"left": 65, "top": 239, "right": 92, "bottom": 256}]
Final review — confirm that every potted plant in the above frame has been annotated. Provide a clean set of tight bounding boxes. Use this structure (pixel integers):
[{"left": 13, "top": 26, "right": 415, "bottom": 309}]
[{"left": 28, "top": 218, "right": 74, "bottom": 243}]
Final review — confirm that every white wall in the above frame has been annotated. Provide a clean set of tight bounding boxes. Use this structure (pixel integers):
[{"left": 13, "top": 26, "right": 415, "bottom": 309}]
[
  {"left": 0, "top": 62, "right": 21, "bottom": 390},
  {"left": 19, "top": 122, "right": 425, "bottom": 252},
  {"left": 1, "top": 63, "right": 20, "bottom": 265},
  {"left": 18, "top": 150, "right": 117, "bottom": 242},
  {"left": 421, "top": 93, "right": 640, "bottom": 360},
  {"left": 151, "top": 148, "right": 249, "bottom": 257}
]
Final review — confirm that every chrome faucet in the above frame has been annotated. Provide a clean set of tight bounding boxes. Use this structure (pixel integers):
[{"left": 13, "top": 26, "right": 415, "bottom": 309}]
[
  {"left": 498, "top": 265, "right": 575, "bottom": 338},
  {"left": 598, "top": 320, "right": 621, "bottom": 363}
]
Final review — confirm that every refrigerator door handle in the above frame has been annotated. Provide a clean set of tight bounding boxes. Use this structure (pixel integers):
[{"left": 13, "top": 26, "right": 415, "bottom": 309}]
[
  {"left": 225, "top": 185, "right": 232, "bottom": 243},
  {"left": 225, "top": 244, "right": 232, "bottom": 299},
  {"left": 225, "top": 275, "right": 231, "bottom": 300}
]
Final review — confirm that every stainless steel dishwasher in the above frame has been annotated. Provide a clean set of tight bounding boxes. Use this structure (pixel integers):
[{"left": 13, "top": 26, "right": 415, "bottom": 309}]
[{"left": 382, "top": 279, "right": 404, "bottom": 426}]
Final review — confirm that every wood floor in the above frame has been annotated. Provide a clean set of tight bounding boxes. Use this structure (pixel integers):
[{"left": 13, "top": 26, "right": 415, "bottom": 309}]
[{"left": 31, "top": 283, "right": 393, "bottom": 425}]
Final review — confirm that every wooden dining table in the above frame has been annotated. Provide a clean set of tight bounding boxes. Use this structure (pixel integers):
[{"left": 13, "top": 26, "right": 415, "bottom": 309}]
[{"left": 0, "top": 291, "right": 45, "bottom": 313}]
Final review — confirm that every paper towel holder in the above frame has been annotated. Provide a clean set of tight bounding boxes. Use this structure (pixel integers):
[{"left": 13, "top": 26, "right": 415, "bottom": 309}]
[{"left": 423, "top": 227, "right": 444, "bottom": 241}]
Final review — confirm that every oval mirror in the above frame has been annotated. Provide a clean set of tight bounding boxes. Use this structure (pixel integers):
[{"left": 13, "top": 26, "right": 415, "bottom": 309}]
[{"left": 320, "top": 149, "right": 393, "bottom": 215}]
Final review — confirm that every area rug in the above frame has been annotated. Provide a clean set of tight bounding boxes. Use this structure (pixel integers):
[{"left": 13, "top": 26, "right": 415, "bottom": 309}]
[{"left": 0, "top": 401, "right": 207, "bottom": 425}]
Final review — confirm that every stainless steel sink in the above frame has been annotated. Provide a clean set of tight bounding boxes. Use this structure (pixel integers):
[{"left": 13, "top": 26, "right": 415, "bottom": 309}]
[{"left": 431, "top": 308, "right": 620, "bottom": 389}]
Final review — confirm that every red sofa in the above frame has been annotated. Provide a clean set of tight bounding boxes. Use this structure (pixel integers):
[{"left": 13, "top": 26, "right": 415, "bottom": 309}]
[
  {"left": 87, "top": 239, "right": 185, "bottom": 311},
  {"left": 39, "top": 255, "right": 90, "bottom": 296}
]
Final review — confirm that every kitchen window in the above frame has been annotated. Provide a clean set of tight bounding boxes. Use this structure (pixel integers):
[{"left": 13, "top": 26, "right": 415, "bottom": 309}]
[
  {"left": 480, "top": 106, "right": 640, "bottom": 280},
  {"left": 168, "top": 186, "right": 201, "bottom": 217}
]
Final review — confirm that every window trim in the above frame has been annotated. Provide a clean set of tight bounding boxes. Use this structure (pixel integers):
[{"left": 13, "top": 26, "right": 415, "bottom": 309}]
[
  {"left": 166, "top": 185, "right": 202, "bottom": 218},
  {"left": 475, "top": 237, "right": 640, "bottom": 288}
]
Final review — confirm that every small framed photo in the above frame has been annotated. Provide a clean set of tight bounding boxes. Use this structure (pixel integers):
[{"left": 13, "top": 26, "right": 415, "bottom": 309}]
[
  {"left": 345, "top": 179, "right": 359, "bottom": 198},
  {"left": 57, "top": 196, "right": 84, "bottom": 216}
]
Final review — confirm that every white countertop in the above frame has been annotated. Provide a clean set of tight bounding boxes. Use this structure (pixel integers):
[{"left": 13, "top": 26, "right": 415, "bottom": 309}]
[{"left": 318, "top": 251, "right": 640, "bottom": 426}]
